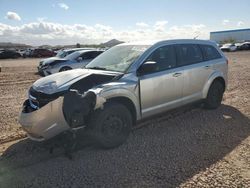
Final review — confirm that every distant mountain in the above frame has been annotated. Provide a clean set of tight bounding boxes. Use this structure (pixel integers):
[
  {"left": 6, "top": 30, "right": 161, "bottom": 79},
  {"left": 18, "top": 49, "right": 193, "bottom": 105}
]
[
  {"left": 101, "top": 39, "right": 124, "bottom": 47},
  {"left": 0, "top": 39, "right": 124, "bottom": 50},
  {"left": 0, "top": 42, "right": 32, "bottom": 49}
]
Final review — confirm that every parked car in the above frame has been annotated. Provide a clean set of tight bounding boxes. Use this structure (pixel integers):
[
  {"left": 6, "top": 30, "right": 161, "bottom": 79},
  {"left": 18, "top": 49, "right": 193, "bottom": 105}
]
[
  {"left": 56, "top": 48, "right": 94, "bottom": 58},
  {"left": 31, "top": 48, "right": 56, "bottom": 58},
  {"left": 23, "top": 48, "right": 34, "bottom": 58},
  {"left": 19, "top": 39, "right": 228, "bottom": 149},
  {"left": 38, "top": 48, "right": 95, "bottom": 74},
  {"left": 0, "top": 50, "right": 21, "bottom": 59},
  {"left": 37, "top": 49, "right": 104, "bottom": 76},
  {"left": 236, "top": 42, "right": 250, "bottom": 51},
  {"left": 16, "top": 49, "right": 26, "bottom": 57},
  {"left": 220, "top": 43, "right": 237, "bottom": 52}
]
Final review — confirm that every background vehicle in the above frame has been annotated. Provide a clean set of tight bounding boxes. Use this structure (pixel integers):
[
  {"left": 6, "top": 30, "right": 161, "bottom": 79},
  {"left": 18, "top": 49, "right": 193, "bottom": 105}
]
[
  {"left": 0, "top": 50, "right": 21, "bottom": 59},
  {"left": 38, "top": 49, "right": 104, "bottom": 76},
  {"left": 236, "top": 42, "right": 250, "bottom": 50},
  {"left": 220, "top": 43, "right": 237, "bottom": 52},
  {"left": 31, "top": 48, "right": 56, "bottom": 58},
  {"left": 55, "top": 48, "right": 94, "bottom": 58},
  {"left": 22, "top": 48, "right": 34, "bottom": 58},
  {"left": 20, "top": 39, "right": 228, "bottom": 149},
  {"left": 38, "top": 48, "right": 95, "bottom": 73}
]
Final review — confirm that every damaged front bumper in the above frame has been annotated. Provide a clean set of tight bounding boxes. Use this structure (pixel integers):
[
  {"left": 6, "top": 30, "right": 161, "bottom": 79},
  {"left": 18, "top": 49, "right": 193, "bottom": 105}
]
[
  {"left": 19, "top": 97, "right": 70, "bottom": 141},
  {"left": 37, "top": 65, "right": 52, "bottom": 76}
]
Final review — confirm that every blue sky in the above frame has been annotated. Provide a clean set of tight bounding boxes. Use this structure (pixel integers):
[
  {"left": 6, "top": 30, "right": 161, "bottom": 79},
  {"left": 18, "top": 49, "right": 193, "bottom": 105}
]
[{"left": 0, "top": 0, "right": 249, "bottom": 45}]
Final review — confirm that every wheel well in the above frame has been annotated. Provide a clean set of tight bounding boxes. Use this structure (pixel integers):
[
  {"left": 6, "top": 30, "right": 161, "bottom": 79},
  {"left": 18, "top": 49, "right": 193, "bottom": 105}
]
[
  {"left": 106, "top": 97, "right": 137, "bottom": 125},
  {"left": 212, "top": 77, "right": 226, "bottom": 92}
]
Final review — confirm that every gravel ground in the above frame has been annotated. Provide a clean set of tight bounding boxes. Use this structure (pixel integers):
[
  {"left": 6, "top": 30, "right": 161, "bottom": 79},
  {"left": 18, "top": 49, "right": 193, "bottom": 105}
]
[
  {"left": 0, "top": 52, "right": 249, "bottom": 187},
  {"left": 0, "top": 58, "right": 40, "bottom": 143}
]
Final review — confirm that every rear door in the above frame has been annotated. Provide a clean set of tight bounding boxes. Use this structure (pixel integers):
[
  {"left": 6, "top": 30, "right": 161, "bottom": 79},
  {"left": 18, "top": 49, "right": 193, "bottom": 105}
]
[
  {"left": 175, "top": 44, "right": 218, "bottom": 104},
  {"left": 139, "top": 45, "right": 184, "bottom": 118}
]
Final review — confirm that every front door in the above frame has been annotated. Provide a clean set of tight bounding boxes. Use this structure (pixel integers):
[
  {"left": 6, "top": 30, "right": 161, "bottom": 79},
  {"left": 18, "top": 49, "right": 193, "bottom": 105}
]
[{"left": 138, "top": 45, "right": 184, "bottom": 118}]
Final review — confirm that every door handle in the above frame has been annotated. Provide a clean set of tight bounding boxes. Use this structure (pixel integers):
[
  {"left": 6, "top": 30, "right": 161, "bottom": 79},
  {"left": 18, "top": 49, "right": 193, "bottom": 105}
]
[
  {"left": 173, "top": 72, "right": 182, "bottom": 77},
  {"left": 204, "top": 65, "right": 211, "bottom": 69}
]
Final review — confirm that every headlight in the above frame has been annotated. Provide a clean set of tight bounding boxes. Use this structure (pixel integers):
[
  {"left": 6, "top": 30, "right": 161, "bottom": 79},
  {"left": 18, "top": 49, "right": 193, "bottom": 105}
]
[{"left": 33, "top": 81, "right": 58, "bottom": 94}]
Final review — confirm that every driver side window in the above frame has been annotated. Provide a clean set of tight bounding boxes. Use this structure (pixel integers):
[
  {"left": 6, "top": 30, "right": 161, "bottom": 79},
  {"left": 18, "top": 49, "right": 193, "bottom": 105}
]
[{"left": 145, "top": 45, "right": 177, "bottom": 73}]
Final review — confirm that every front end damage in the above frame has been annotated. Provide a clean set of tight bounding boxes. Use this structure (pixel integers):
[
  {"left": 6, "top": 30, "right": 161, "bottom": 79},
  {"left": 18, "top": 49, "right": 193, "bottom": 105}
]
[
  {"left": 20, "top": 97, "right": 70, "bottom": 141},
  {"left": 19, "top": 73, "right": 116, "bottom": 141}
]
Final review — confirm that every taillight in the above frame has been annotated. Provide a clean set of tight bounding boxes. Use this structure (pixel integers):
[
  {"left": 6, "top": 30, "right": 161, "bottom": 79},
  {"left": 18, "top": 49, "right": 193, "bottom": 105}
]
[{"left": 226, "top": 59, "right": 229, "bottom": 65}]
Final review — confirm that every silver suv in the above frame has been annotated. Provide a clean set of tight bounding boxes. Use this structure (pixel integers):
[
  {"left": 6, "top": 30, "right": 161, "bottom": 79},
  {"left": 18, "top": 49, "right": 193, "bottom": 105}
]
[{"left": 19, "top": 39, "right": 228, "bottom": 148}]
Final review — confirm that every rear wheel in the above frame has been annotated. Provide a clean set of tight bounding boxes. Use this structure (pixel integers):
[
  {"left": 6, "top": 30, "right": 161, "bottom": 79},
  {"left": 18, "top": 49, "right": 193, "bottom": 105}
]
[
  {"left": 204, "top": 81, "right": 224, "bottom": 109},
  {"left": 59, "top": 67, "right": 72, "bottom": 72},
  {"left": 88, "top": 102, "right": 132, "bottom": 148}
]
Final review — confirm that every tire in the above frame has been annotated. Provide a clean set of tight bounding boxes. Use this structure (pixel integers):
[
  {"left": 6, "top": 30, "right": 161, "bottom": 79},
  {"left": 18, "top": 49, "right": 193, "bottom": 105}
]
[
  {"left": 88, "top": 102, "right": 132, "bottom": 149},
  {"left": 204, "top": 81, "right": 224, "bottom": 109},
  {"left": 59, "top": 67, "right": 72, "bottom": 72}
]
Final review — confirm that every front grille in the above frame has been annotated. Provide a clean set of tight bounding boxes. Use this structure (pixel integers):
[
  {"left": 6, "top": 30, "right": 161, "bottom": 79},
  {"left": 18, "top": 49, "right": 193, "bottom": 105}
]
[{"left": 29, "top": 87, "right": 61, "bottom": 109}]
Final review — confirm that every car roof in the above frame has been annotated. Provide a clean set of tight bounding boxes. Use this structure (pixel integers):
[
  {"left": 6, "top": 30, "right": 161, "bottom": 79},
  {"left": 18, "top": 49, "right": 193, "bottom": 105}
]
[
  {"left": 77, "top": 49, "right": 104, "bottom": 53},
  {"left": 69, "top": 49, "right": 104, "bottom": 55},
  {"left": 118, "top": 39, "right": 218, "bottom": 47},
  {"left": 64, "top": 48, "right": 94, "bottom": 52}
]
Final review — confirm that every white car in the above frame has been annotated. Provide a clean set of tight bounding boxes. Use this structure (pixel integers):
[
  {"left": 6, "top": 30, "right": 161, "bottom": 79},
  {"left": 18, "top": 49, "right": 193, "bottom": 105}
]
[
  {"left": 220, "top": 43, "right": 237, "bottom": 52},
  {"left": 38, "top": 49, "right": 104, "bottom": 76}
]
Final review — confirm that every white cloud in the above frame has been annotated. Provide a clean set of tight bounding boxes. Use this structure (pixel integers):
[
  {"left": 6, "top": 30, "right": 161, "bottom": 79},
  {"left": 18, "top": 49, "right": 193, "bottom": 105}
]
[
  {"left": 6, "top": 11, "right": 21, "bottom": 21},
  {"left": 154, "top": 20, "right": 168, "bottom": 32},
  {"left": 0, "top": 21, "right": 209, "bottom": 45},
  {"left": 168, "top": 24, "right": 207, "bottom": 39},
  {"left": 58, "top": 3, "right": 69, "bottom": 10},
  {"left": 222, "top": 19, "right": 230, "bottom": 25},
  {"left": 136, "top": 22, "right": 149, "bottom": 27},
  {"left": 237, "top": 21, "right": 245, "bottom": 27},
  {"left": 37, "top": 17, "right": 47, "bottom": 22}
]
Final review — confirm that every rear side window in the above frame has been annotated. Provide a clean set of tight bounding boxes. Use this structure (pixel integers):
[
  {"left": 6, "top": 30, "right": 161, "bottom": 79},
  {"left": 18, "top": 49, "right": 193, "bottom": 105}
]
[
  {"left": 175, "top": 44, "right": 203, "bottom": 66},
  {"left": 200, "top": 45, "right": 222, "bottom": 61},
  {"left": 82, "top": 51, "right": 103, "bottom": 60}
]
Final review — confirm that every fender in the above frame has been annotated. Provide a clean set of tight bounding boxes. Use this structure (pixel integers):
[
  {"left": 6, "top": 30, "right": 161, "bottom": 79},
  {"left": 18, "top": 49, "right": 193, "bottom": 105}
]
[
  {"left": 202, "top": 71, "right": 226, "bottom": 99},
  {"left": 91, "top": 83, "right": 141, "bottom": 120}
]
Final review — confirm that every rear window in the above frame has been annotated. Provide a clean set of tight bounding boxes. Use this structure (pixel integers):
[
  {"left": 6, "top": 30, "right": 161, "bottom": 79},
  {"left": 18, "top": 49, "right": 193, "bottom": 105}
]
[
  {"left": 200, "top": 45, "right": 221, "bottom": 61},
  {"left": 175, "top": 44, "right": 203, "bottom": 66}
]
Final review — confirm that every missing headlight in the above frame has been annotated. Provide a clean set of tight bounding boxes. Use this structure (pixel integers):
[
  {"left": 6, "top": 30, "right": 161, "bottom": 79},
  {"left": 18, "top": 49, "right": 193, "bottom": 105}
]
[{"left": 63, "top": 90, "right": 96, "bottom": 128}]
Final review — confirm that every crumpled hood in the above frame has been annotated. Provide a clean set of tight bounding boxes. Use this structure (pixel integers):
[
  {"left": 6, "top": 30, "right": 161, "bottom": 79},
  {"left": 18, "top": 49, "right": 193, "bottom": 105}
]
[{"left": 32, "top": 69, "right": 120, "bottom": 94}]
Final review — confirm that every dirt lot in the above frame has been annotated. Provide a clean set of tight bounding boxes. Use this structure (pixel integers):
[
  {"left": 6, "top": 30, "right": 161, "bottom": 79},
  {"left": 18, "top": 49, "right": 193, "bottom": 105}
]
[{"left": 0, "top": 53, "right": 249, "bottom": 187}]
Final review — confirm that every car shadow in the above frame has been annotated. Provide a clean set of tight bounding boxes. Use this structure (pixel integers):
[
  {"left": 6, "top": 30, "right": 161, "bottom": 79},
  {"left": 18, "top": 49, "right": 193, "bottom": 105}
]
[{"left": 0, "top": 104, "right": 249, "bottom": 187}]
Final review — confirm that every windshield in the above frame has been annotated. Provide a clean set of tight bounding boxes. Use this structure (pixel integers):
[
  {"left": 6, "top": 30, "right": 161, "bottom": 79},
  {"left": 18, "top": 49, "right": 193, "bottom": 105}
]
[
  {"left": 86, "top": 45, "right": 149, "bottom": 72},
  {"left": 56, "top": 50, "right": 67, "bottom": 58},
  {"left": 65, "top": 51, "right": 82, "bottom": 60}
]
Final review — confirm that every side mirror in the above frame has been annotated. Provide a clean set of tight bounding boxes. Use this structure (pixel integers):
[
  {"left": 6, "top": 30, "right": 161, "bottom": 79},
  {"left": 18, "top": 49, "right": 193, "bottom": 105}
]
[
  {"left": 77, "top": 57, "right": 83, "bottom": 62},
  {"left": 137, "top": 61, "right": 157, "bottom": 76}
]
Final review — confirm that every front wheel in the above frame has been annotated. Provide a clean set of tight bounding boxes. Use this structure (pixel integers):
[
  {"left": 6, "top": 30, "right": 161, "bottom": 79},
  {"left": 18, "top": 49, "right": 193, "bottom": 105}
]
[
  {"left": 88, "top": 102, "right": 132, "bottom": 149},
  {"left": 204, "top": 81, "right": 224, "bottom": 109}
]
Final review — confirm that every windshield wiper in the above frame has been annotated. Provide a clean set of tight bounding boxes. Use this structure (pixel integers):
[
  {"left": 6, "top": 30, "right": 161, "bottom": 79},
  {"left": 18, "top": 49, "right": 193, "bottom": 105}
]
[{"left": 87, "top": 66, "right": 107, "bottom": 70}]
